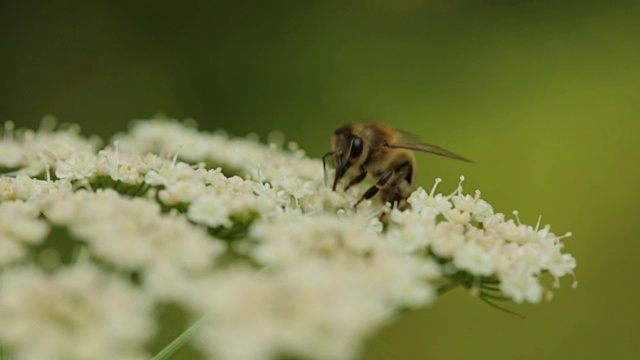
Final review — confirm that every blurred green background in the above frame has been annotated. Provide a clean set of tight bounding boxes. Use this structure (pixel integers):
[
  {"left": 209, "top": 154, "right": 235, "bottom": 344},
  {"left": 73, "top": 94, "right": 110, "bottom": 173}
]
[{"left": 2, "top": 1, "right": 639, "bottom": 359}]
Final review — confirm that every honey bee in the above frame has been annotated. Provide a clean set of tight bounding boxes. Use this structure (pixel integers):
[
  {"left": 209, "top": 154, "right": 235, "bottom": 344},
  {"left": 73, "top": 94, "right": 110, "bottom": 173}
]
[{"left": 323, "top": 121, "right": 471, "bottom": 209}]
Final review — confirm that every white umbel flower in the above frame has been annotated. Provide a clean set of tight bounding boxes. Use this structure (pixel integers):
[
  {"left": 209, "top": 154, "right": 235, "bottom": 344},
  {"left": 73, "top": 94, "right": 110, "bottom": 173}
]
[
  {"left": 187, "top": 262, "right": 434, "bottom": 360},
  {"left": 0, "top": 117, "right": 577, "bottom": 360},
  {"left": 0, "top": 201, "right": 49, "bottom": 266},
  {"left": 41, "top": 189, "right": 225, "bottom": 284},
  {"left": 0, "top": 265, "right": 154, "bottom": 360}
]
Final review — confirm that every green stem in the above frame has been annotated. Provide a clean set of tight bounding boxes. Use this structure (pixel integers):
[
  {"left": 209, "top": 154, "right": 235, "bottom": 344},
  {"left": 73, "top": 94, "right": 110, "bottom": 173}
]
[
  {"left": 479, "top": 283, "right": 501, "bottom": 291},
  {"left": 0, "top": 346, "right": 8, "bottom": 360},
  {"left": 71, "top": 244, "right": 90, "bottom": 265},
  {"left": 478, "top": 291, "right": 512, "bottom": 301},
  {"left": 151, "top": 316, "right": 207, "bottom": 360},
  {"left": 437, "top": 281, "right": 458, "bottom": 295},
  {"left": 477, "top": 295, "right": 526, "bottom": 319}
]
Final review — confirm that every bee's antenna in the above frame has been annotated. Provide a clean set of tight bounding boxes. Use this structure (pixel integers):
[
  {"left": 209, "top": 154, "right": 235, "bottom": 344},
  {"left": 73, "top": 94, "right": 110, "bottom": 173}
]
[{"left": 322, "top": 151, "right": 334, "bottom": 187}]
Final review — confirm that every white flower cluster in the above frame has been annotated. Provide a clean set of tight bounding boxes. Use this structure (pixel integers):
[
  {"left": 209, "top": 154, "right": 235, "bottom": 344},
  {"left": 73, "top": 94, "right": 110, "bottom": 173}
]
[
  {"left": 0, "top": 117, "right": 577, "bottom": 360},
  {"left": 41, "top": 189, "right": 226, "bottom": 301},
  {"left": 113, "top": 119, "right": 320, "bottom": 182},
  {"left": 182, "top": 213, "right": 440, "bottom": 360},
  {"left": 388, "top": 180, "right": 576, "bottom": 303},
  {"left": 0, "top": 201, "right": 49, "bottom": 266},
  {"left": 0, "top": 264, "right": 154, "bottom": 360},
  {"left": 0, "top": 119, "right": 101, "bottom": 177}
]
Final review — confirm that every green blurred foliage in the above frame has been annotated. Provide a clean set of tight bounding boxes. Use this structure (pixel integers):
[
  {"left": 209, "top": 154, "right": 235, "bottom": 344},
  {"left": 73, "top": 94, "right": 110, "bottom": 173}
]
[{"left": 2, "top": 1, "right": 639, "bottom": 359}]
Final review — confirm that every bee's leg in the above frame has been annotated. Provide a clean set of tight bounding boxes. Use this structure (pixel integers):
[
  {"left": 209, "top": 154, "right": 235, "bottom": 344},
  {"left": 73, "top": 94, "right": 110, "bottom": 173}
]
[
  {"left": 354, "top": 169, "right": 393, "bottom": 208},
  {"left": 380, "top": 162, "right": 413, "bottom": 209},
  {"left": 344, "top": 170, "right": 367, "bottom": 191}
]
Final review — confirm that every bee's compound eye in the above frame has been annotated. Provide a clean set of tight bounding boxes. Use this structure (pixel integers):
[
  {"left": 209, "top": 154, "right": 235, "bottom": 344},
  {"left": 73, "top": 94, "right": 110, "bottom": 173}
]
[{"left": 350, "top": 137, "right": 363, "bottom": 158}]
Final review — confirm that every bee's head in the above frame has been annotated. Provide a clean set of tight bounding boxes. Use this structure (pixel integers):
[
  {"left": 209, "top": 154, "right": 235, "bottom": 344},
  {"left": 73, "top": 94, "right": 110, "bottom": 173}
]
[{"left": 324, "top": 126, "right": 364, "bottom": 191}]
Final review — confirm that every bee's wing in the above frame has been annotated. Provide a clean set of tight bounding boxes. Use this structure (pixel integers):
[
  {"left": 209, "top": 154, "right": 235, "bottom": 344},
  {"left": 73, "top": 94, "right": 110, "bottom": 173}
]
[{"left": 387, "top": 130, "right": 473, "bottom": 162}]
